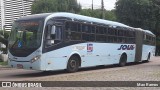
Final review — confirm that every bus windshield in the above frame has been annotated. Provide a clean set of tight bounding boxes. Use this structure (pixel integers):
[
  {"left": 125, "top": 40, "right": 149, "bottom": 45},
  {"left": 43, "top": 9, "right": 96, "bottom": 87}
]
[{"left": 8, "top": 20, "right": 44, "bottom": 56}]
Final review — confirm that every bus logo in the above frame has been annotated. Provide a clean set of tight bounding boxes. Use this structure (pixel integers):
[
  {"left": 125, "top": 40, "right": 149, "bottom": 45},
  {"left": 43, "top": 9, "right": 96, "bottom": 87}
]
[
  {"left": 87, "top": 44, "right": 93, "bottom": 52},
  {"left": 118, "top": 45, "right": 135, "bottom": 50}
]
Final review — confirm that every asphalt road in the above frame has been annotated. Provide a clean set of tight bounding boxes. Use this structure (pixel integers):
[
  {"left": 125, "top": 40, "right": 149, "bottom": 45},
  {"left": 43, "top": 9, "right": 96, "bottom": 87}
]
[{"left": 0, "top": 57, "right": 160, "bottom": 81}]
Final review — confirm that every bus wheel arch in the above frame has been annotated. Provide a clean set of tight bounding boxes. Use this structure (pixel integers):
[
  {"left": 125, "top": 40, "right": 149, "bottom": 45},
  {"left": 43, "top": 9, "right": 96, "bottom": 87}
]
[
  {"left": 66, "top": 54, "right": 81, "bottom": 73},
  {"left": 119, "top": 53, "right": 127, "bottom": 67}
]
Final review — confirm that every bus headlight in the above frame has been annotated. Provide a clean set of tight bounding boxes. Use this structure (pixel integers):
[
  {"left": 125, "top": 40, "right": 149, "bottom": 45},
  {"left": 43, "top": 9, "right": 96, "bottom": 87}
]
[{"left": 30, "top": 55, "right": 41, "bottom": 63}]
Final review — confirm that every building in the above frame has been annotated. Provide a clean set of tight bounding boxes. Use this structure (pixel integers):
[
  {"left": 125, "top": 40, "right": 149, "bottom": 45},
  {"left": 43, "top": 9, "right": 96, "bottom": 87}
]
[{"left": 0, "top": 0, "right": 34, "bottom": 31}]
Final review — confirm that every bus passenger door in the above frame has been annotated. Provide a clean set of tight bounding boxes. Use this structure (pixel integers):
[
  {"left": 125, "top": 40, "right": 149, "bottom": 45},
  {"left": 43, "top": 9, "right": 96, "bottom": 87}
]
[
  {"left": 135, "top": 30, "right": 143, "bottom": 62},
  {"left": 44, "top": 23, "right": 64, "bottom": 70}
]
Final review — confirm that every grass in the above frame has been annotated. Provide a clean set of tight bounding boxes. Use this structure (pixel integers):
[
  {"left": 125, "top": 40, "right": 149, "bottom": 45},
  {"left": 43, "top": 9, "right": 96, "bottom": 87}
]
[{"left": 0, "top": 61, "right": 7, "bottom": 66}]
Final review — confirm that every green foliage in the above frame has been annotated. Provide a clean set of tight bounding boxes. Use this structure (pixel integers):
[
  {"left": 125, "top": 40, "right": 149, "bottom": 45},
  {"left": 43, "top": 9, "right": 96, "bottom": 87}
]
[
  {"left": 79, "top": 9, "right": 100, "bottom": 18},
  {"left": 0, "top": 30, "right": 3, "bottom": 35},
  {"left": 157, "top": 37, "right": 160, "bottom": 45},
  {"left": 79, "top": 9, "right": 117, "bottom": 21},
  {"left": 31, "top": 0, "right": 81, "bottom": 14},
  {"left": 115, "top": 0, "right": 160, "bottom": 55},
  {"left": 31, "top": 0, "right": 117, "bottom": 22},
  {"left": 0, "top": 30, "right": 9, "bottom": 46},
  {"left": 4, "top": 31, "right": 10, "bottom": 40},
  {"left": 105, "top": 10, "right": 117, "bottom": 21},
  {"left": 0, "top": 61, "right": 7, "bottom": 66},
  {"left": 0, "top": 30, "right": 10, "bottom": 54},
  {"left": 0, "top": 30, "right": 10, "bottom": 39},
  {"left": 115, "top": 0, "right": 160, "bottom": 33}
]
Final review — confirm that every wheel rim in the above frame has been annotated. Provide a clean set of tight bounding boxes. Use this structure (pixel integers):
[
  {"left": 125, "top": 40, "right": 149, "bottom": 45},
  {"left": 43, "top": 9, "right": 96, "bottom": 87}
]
[{"left": 70, "top": 60, "right": 76, "bottom": 69}]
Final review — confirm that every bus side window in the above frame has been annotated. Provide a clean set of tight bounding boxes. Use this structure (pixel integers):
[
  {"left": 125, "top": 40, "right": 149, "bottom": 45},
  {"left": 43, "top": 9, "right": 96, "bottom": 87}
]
[
  {"left": 45, "top": 27, "right": 51, "bottom": 47},
  {"left": 91, "top": 26, "right": 95, "bottom": 34},
  {"left": 55, "top": 26, "right": 62, "bottom": 40},
  {"left": 65, "top": 22, "right": 81, "bottom": 41},
  {"left": 82, "top": 24, "right": 90, "bottom": 33},
  {"left": 65, "top": 22, "right": 70, "bottom": 31},
  {"left": 45, "top": 25, "right": 62, "bottom": 47}
]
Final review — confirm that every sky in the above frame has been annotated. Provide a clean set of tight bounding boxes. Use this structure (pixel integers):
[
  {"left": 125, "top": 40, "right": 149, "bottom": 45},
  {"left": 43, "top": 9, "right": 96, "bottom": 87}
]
[{"left": 77, "top": 0, "right": 117, "bottom": 10}]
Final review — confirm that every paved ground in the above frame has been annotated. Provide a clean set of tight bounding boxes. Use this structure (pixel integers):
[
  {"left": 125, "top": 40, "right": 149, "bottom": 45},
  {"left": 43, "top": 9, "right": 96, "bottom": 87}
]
[{"left": 0, "top": 57, "right": 160, "bottom": 90}]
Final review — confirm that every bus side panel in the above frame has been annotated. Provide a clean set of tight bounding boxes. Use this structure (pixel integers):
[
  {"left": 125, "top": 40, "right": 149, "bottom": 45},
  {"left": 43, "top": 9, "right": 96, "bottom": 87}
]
[
  {"left": 72, "top": 43, "right": 102, "bottom": 67},
  {"left": 45, "top": 57, "right": 68, "bottom": 71},
  {"left": 81, "top": 56, "right": 102, "bottom": 67},
  {"left": 103, "top": 43, "right": 119, "bottom": 65},
  {"left": 81, "top": 43, "right": 121, "bottom": 67},
  {"left": 41, "top": 43, "right": 137, "bottom": 71},
  {"left": 125, "top": 45, "right": 136, "bottom": 63},
  {"left": 151, "top": 46, "right": 156, "bottom": 58},
  {"left": 42, "top": 48, "right": 70, "bottom": 71},
  {"left": 101, "top": 43, "right": 136, "bottom": 63},
  {"left": 81, "top": 43, "right": 136, "bottom": 66},
  {"left": 141, "top": 45, "right": 155, "bottom": 60},
  {"left": 102, "top": 43, "right": 122, "bottom": 65}
]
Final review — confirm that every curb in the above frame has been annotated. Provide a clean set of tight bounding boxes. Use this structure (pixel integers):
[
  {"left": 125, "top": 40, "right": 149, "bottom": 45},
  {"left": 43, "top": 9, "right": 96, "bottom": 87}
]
[{"left": 0, "top": 65, "right": 9, "bottom": 68}]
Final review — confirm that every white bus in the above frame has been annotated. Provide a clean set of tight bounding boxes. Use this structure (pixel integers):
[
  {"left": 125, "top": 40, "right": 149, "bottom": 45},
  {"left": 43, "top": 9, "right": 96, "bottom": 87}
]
[{"left": 8, "top": 12, "right": 156, "bottom": 72}]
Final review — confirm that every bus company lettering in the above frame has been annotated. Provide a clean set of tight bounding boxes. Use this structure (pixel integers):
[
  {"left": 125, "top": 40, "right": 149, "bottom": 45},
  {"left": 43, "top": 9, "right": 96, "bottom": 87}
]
[
  {"left": 118, "top": 45, "right": 135, "bottom": 50},
  {"left": 72, "top": 46, "right": 86, "bottom": 51}
]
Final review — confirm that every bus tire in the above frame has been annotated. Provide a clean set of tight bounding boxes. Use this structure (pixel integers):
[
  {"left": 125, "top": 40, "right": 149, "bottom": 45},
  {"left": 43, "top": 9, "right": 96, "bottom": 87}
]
[
  {"left": 67, "top": 56, "right": 79, "bottom": 73},
  {"left": 145, "top": 53, "right": 150, "bottom": 62},
  {"left": 119, "top": 54, "right": 127, "bottom": 67}
]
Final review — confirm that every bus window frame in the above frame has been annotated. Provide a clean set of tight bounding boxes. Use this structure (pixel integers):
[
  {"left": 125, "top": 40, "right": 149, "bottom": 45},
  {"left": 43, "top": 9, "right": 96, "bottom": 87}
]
[
  {"left": 44, "top": 19, "right": 64, "bottom": 48},
  {"left": 64, "top": 20, "right": 137, "bottom": 44}
]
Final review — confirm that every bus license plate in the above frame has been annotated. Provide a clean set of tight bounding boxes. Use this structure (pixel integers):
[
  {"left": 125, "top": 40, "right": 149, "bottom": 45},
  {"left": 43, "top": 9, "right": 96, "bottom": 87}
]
[{"left": 17, "top": 64, "right": 23, "bottom": 69}]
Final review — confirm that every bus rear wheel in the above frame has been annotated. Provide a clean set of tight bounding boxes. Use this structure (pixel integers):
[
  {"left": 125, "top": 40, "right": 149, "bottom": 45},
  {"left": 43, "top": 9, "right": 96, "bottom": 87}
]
[
  {"left": 67, "top": 56, "right": 79, "bottom": 73},
  {"left": 119, "top": 54, "right": 127, "bottom": 67},
  {"left": 145, "top": 53, "right": 150, "bottom": 63}
]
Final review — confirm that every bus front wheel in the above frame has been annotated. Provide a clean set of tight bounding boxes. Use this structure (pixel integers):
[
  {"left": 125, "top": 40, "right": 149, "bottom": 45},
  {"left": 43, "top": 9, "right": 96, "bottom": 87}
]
[
  {"left": 67, "top": 56, "right": 79, "bottom": 73},
  {"left": 119, "top": 54, "right": 127, "bottom": 67}
]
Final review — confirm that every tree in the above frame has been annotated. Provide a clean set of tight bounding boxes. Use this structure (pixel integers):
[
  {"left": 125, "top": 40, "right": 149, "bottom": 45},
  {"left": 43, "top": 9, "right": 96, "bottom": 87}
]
[
  {"left": 79, "top": 9, "right": 117, "bottom": 21},
  {"left": 31, "top": 0, "right": 81, "bottom": 14},
  {"left": 115, "top": 0, "right": 160, "bottom": 33},
  {"left": 0, "top": 36, "right": 8, "bottom": 47},
  {"left": 104, "top": 10, "right": 117, "bottom": 21},
  {"left": 115, "top": 0, "right": 160, "bottom": 55},
  {"left": 79, "top": 9, "right": 101, "bottom": 18},
  {"left": 0, "top": 30, "right": 9, "bottom": 47},
  {"left": 0, "top": 31, "right": 10, "bottom": 54},
  {"left": 31, "top": 0, "right": 116, "bottom": 21}
]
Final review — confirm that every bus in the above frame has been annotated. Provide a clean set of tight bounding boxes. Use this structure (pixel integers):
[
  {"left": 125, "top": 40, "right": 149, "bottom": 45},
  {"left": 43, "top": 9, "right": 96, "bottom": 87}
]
[{"left": 8, "top": 12, "right": 156, "bottom": 72}]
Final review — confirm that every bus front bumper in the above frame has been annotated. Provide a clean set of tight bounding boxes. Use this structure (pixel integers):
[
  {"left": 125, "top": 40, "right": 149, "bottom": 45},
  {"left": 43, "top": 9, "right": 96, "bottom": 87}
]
[{"left": 8, "top": 59, "right": 42, "bottom": 70}]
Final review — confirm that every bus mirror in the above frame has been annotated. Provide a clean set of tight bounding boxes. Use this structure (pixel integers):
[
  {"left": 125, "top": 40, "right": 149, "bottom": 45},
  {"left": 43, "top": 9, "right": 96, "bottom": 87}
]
[
  {"left": 51, "top": 25, "right": 56, "bottom": 39},
  {"left": 51, "top": 26, "right": 56, "bottom": 35}
]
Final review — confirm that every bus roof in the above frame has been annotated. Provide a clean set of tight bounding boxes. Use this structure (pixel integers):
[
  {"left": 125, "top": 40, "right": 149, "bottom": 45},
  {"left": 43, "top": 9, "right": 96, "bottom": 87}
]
[
  {"left": 16, "top": 12, "right": 155, "bottom": 36},
  {"left": 16, "top": 13, "right": 52, "bottom": 21},
  {"left": 144, "top": 30, "right": 155, "bottom": 36},
  {"left": 134, "top": 28, "right": 155, "bottom": 36},
  {"left": 46, "top": 12, "right": 130, "bottom": 28}
]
